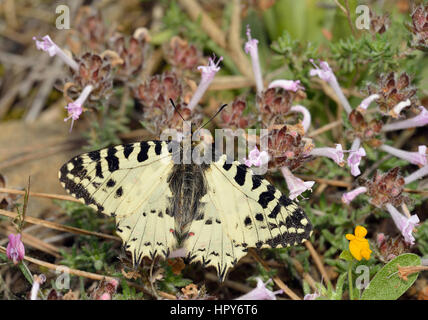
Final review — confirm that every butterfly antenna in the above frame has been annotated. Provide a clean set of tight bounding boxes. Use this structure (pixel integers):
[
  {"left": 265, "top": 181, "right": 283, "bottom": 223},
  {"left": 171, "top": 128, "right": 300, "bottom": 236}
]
[
  {"left": 169, "top": 99, "right": 186, "bottom": 122},
  {"left": 196, "top": 104, "right": 227, "bottom": 131}
]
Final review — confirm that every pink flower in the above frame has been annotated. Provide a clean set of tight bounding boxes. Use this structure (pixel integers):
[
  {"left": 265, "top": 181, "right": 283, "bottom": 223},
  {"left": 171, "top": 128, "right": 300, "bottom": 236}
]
[
  {"left": 358, "top": 94, "right": 380, "bottom": 111},
  {"left": 6, "top": 233, "right": 25, "bottom": 265},
  {"left": 33, "top": 35, "right": 57, "bottom": 56},
  {"left": 304, "top": 292, "right": 320, "bottom": 300},
  {"left": 245, "top": 25, "right": 263, "bottom": 94},
  {"left": 235, "top": 278, "right": 282, "bottom": 300},
  {"left": 380, "top": 144, "right": 427, "bottom": 166},
  {"left": 386, "top": 203, "right": 419, "bottom": 246},
  {"left": 187, "top": 55, "right": 223, "bottom": 111},
  {"left": 382, "top": 106, "right": 428, "bottom": 132},
  {"left": 290, "top": 105, "right": 312, "bottom": 133},
  {"left": 268, "top": 79, "right": 304, "bottom": 92},
  {"left": 404, "top": 165, "right": 428, "bottom": 185},
  {"left": 243, "top": 146, "right": 270, "bottom": 167},
  {"left": 64, "top": 85, "right": 93, "bottom": 132},
  {"left": 281, "top": 167, "right": 315, "bottom": 200},
  {"left": 309, "top": 59, "right": 334, "bottom": 82},
  {"left": 342, "top": 187, "right": 368, "bottom": 204},
  {"left": 347, "top": 147, "right": 366, "bottom": 176},
  {"left": 310, "top": 144, "right": 345, "bottom": 166},
  {"left": 33, "top": 35, "right": 78, "bottom": 71},
  {"left": 309, "top": 59, "right": 352, "bottom": 114}
]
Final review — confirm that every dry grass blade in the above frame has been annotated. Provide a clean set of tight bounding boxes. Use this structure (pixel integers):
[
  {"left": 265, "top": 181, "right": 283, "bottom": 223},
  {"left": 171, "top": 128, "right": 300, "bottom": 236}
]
[
  {"left": 305, "top": 241, "right": 331, "bottom": 287},
  {"left": 0, "top": 245, "right": 115, "bottom": 282},
  {"left": 0, "top": 188, "right": 79, "bottom": 203},
  {"left": 0, "top": 209, "right": 120, "bottom": 242}
]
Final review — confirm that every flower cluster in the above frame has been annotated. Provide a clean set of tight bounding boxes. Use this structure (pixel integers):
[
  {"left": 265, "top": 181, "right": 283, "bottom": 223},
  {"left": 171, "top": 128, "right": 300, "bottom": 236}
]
[{"left": 407, "top": 4, "right": 428, "bottom": 51}]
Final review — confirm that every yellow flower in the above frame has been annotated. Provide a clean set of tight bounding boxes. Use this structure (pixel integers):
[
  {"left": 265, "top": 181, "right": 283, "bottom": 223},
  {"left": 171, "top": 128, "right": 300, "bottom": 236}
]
[{"left": 345, "top": 226, "right": 372, "bottom": 261}]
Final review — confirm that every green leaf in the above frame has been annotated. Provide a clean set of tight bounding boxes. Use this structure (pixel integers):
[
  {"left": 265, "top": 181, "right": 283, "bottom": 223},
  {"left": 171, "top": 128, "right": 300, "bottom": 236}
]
[
  {"left": 361, "top": 254, "right": 421, "bottom": 300},
  {"left": 18, "top": 262, "right": 33, "bottom": 285},
  {"left": 339, "top": 249, "right": 353, "bottom": 262}
]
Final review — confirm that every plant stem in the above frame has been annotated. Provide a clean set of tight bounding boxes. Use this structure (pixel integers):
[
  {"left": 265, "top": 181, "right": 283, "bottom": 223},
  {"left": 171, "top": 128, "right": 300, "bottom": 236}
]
[{"left": 348, "top": 260, "right": 354, "bottom": 300}]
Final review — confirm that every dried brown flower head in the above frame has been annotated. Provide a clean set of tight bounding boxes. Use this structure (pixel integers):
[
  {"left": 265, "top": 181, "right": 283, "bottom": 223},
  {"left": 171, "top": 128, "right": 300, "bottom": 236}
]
[
  {"left": 220, "top": 98, "right": 255, "bottom": 129},
  {"left": 70, "top": 6, "right": 110, "bottom": 53},
  {"left": 65, "top": 53, "right": 113, "bottom": 103},
  {"left": 407, "top": 4, "right": 428, "bottom": 51},
  {"left": 257, "top": 87, "right": 296, "bottom": 126},
  {"left": 369, "top": 10, "right": 390, "bottom": 35},
  {"left": 267, "top": 125, "right": 313, "bottom": 170},
  {"left": 376, "top": 233, "right": 410, "bottom": 263},
  {"left": 167, "top": 258, "right": 186, "bottom": 275},
  {"left": 348, "top": 109, "right": 383, "bottom": 146},
  {"left": 368, "top": 72, "right": 418, "bottom": 116},
  {"left": 134, "top": 72, "right": 201, "bottom": 135},
  {"left": 108, "top": 31, "right": 148, "bottom": 82},
  {"left": 363, "top": 167, "right": 409, "bottom": 209},
  {"left": 164, "top": 36, "right": 201, "bottom": 73},
  {"left": 47, "top": 289, "right": 63, "bottom": 300},
  {"left": 178, "top": 284, "right": 216, "bottom": 300}
]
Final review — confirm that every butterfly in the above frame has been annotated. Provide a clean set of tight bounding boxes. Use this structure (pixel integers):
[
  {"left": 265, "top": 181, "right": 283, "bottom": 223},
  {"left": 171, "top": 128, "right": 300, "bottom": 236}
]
[{"left": 58, "top": 103, "right": 313, "bottom": 281}]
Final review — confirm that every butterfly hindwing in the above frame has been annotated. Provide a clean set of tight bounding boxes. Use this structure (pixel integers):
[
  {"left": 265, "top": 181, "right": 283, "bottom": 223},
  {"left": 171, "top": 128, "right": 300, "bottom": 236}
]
[
  {"left": 183, "top": 155, "right": 312, "bottom": 280},
  {"left": 59, "top": 141, "right": 178, "bottom": 262}
]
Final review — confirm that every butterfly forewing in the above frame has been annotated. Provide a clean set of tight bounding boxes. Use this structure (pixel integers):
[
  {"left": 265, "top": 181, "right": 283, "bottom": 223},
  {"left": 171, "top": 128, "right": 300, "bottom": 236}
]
[{"left": 59, "top": 141, "right": 178, "bottom": 262}]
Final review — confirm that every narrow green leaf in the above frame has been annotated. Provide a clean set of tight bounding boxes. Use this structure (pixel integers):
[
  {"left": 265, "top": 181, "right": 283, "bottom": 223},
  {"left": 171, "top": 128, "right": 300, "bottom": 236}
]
[
  {"left": 339, "top": 249, "right": 353, "bottom": 262},
  {"left": 18, "top": 262, "right": 33, "bottom": 285},
  {"left": 361, "top": 254, "right": 421, "bottom": 300}
]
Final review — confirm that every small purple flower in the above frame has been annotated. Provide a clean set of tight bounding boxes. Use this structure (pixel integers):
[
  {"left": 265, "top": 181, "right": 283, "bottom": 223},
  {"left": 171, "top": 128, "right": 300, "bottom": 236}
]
[
  {"left": 386, "top": 203, "right": 419, "bottom": 246},
  {"left": 304, "top": 292, "right": 320, "bottom": 300},
  {"left": 6, "top": 233, "right": 25, "bottom": 265},
  {"left": 289, "top": 105, "right": 312, "bottom": 133},
  {"left": 358, "top": 94, "right": 380, "bottom": 111},
  {"left": 281, "top": 167, "right": 315, "bottom": 200},
  {"left": 309, "top": 59, "right": 352, "bottom": 114},
  {"left": 309, "top": 59, "right": 335, "bottom": 82},
  {"left": 342, "top": 186, "right": 368, "bottom": 204},
  {"left": 382, "top": 106, "right": 428, "bottom": 132},
  {"left": 268, "top": 79, "right": 304, "bottom": 92},
  {"left": 235, "top": 278, "right": 282, "bottom": 300},
  {"left": 33, "top": 35, "right": 57, "bottom": 56},
  {"left": 64, "top": 84, "right": 93, "bottom": 132},
  {"left": 310, "top": 144, "right": 345, "bottom": 166},
  {"left": 245, "top": 25, "right": 263, "bottom": 94},
  {"left": 243, "top": 146, "right": 270, "bottom": 167},
  {"left": 33, "top": 35, "right": 78, "bottom": 71},
  {"left": 380, "top": 144, "right": 427, "bottom": 166},
  {"left": 187, "top": 55, "right": 223, "bottom": 111},
  {"left": 347, "top": 146, "right": 366, "bottom": 176}
]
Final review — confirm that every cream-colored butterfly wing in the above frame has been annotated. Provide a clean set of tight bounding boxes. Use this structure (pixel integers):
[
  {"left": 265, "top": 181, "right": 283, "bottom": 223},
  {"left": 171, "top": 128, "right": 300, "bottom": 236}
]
[
  {"left": 58, "top": 141, "right": 177, "bottom": 263},
  {"left": 183, "top": 155, "right": 312, "bottom": 280}
]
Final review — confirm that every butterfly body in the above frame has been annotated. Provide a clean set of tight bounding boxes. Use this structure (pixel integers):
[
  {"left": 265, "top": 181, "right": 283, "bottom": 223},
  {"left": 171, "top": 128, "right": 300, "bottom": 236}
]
[{"left": 59, "top": 140, "right": 312, "bottom": 281}]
